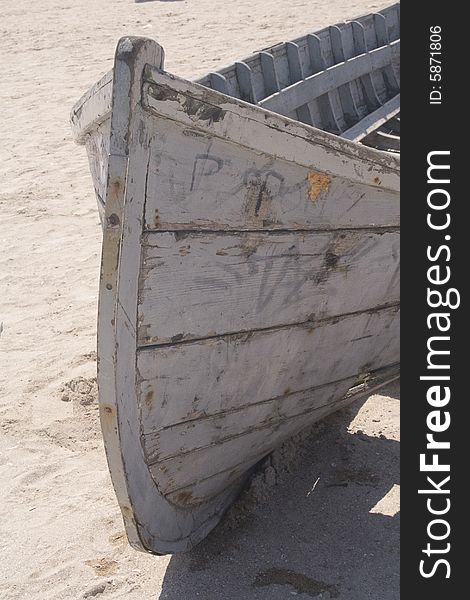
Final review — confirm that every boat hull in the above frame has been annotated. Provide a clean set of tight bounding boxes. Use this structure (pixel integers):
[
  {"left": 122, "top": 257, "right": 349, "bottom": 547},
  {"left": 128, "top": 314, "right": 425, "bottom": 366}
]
[{"left": 71, "top": 7, "right": 400, "bottom": 554}]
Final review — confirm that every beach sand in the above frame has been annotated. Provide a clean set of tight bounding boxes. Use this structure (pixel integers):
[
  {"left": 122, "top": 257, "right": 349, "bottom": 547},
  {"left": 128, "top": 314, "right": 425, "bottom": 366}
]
[{"left": 0, "top": 1, "right": 398, "bottom": 598}]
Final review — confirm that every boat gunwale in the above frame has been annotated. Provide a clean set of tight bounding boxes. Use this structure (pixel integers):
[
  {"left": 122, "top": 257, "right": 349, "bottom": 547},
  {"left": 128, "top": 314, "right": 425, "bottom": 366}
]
[
  {"left": 141, "top": 67, "right": 399, "bottom": 193},
  {"left": 70, "top": 70, "right": 113, "bottom": 144}
]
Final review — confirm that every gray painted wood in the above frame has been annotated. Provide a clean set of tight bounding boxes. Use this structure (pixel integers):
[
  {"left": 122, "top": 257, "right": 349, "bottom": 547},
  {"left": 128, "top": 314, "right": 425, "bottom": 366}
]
[
  {"left": 338, "top": 23, "right": 370, "bottom": 115},
  {"left": 70, "top": 1, "right": 400, "bottom": 556},
  {"left": 139, "top": 99, "right": 399, "bottom": 232},
  {"left": 194, "top": 4, "right": 400, "bottom": 108},
  {"left": 235, "top": 61, "right": 257, "bottom": 103},
  {"left": 360, "top": 18, "right": 390, "bottom": 103},
  {"left": 138, "top": 306, "right": 399, "bottom": 433},
  {"left": 77, "top": 37, "right": 245, "bottom": 556},
  {"left": 259, "top": 41, "right": 400, "bottom": 118},
  {"left": 209, "top": 72, "right": 229, "bottom": 95},
  {"left": 342, "top": 93, "right": 400, "bottom": 141},
  {"left": 138, "top": 306, "right": 399, "bottom": 497},
  {"left": 373, "top": 13, "right": 400, "bottom": 93},
  {"left": 138, "top": 229, "right": 399, "bottom": 345},
  {"left": 307, "top": 33, "right": 344, "bottom": 132},
  {"left": 83, "top": 117, "right": 110, "bottom": 224},
  {"left": 329, "top": 25, "right": 362, "bottom": 125},
  {"left": 260, "top": 51, "right": 280, "bottom": 95},
  {"left": 351, "top": 21, "right": 382, "bottom": 108},
  {"left": 286, "top": 41, "right": 315, "bottom": 125},
  {"left": 70, "top": 70, "right": 113, "bottom": 143},
  {"left": 164, "top": 368, "right": 398, "bottom": 504},
  {"left": 142, "top": 68, "right": 399, "bottom": 185},
  {"left": 145, "top": 363, "right": 399, "bottom": 469}
]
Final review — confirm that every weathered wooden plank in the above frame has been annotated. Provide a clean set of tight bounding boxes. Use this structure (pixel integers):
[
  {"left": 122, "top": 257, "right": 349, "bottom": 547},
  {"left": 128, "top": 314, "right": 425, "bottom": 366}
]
[
  {"left": 138, "top": 229, "right": 399, "bottom": 345},
  {"left": 353, "top": 19, "right": 389, "bottom": 104},
  {"left": 373, "top": 13, "right": 400, "bottom": 94},
  {"left": 286, "top": 41, "right": 315, "bottom": 125},
  {"left": 307, "top": 33, "right": 344, "bottom": 132},
  {"left": 235, "top": 61, "right": 257, "bottom": 104},
  {"left": 342, "top": 94, "right": 400, "bottom": 141},
  {"left": 137, "top": 305, "right": 400, "bottom": 434},
  {"left": 140, "top": 305, "right": 399, "bottom": 493},
  {"left": 340, "top": 22, "right": 373, "bottom": 113},
  {"left": 163, "top": 363, "right": 399, "bottom": 505},
  {"left": 192, "top": 4, "right": 399, "bottom": 106},
  {"left": 83, "top": 116, "right": 110, "bottom": 224},
  {"left": 259, "top": 51, "right": 280, "bottom": 95},
  {"left": 144, "top": 363, "right": 398, "bottom": 465},
  {"left": 70, "top": 70, "right": 113, "bottom": 144},
  {"left": 350, "top": 21, "right": 382, "bottom": 109},
  {"left": 209, "top": 72, "right": 229, "bottom": 95},
  {"left": 143, "top": 67, "right": 399, "bottom": 187},
  {"left": 146, "top": 378, "right": 355, "bottom": 463},
  {"left": 91, "top": 37, "right": 247, "bottom": 555},
  {"left": 381, "top": 2, "right": 400, "bottom": 42},
  {"left": 149, "top": 384, "right": 355, "bottom": 498},
  {"left": 141, "top": 114, "right": 399, "bottom": 231},
  {"left": 259, "top": 40, "right": 400, "bottom": 117},
  {"left": 329, "top": 25, "right": 364, "bottom": 124}
]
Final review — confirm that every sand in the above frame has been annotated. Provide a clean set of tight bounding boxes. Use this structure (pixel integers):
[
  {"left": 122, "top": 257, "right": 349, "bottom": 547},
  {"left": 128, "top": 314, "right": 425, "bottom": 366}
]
[{"left": 0, "top": 1, "right": 399, "bottom": 598}]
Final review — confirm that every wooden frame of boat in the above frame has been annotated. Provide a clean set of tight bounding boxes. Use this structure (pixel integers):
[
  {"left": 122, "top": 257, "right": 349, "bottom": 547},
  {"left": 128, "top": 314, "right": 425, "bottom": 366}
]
[{"left": 71, "top": 3, "right": 400, "bottom": 554}]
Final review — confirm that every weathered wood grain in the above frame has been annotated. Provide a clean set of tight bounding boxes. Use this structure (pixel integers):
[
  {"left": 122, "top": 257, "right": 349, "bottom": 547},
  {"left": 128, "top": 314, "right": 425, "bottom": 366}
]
[
  {"left": 235, "top": 61, "right": 258, "bottom": 104},
  {"left": 260, "top": 51, "right": 280, "bottom": 96},
  {"left": 195, "top": 4, "right": 400, "bottom": 104},
  {"left": 90, "top": 37, "right": 245, "bottom": 555},
  {"left": 373, "top": 13, "right": 400, "bottom": 93},
  {"left": 70, "top": 70, "right": 113, "bottom": 144},
  {"left": 142, "top": 68, "right": 400, "bottom": 190},
  {"left": 84, "top": 117, "right": 110, "bottom": 223},
  {"left": 150, "top": 385, "right": 355, "bottom": 502},
  {"left": 286, "top": 42, "right": 315, "bottom": 126},
  {"left": 70, "top": 1, "right": 400, "bottom": 556},
  {"left": 350, "top": 21, "right": 382, "bottom": 108},
  {"left": 140, "top": 112, "right": 399, "bottom": 232},
  {"left": 162, "top": 365, "right": 399, "bottom": 505},
  {"left": 138, "top": 229, "right": 399, "bottom": 345},
  {"left": 144, "top": 364, "right": 399, "bottom": 466},
  {"left": 137, "top": 305, "right": 399, "bottom": 433},
  {"left": 329, "top": 25, "right": 364, "bottom": 125},
  {"left": 342, "top": 94, "right": 400, "bottom": 141},
  {"left": 307, "top": 33, "right": 345, "bottom": 132},
  {"left": 209, "top": 72, "right": 229, "bottom": 95},
  {"left": 138, "top": 308, "right": 398, "bottom": 500},
  {"left": 259, "top": 40, "right": 400, "bottom": 117}
]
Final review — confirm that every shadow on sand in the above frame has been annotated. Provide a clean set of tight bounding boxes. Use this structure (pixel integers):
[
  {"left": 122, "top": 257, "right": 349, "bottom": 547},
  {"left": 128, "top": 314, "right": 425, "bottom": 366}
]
[{"left": 158, "top": 381, "right": 400, "bottom": 600}]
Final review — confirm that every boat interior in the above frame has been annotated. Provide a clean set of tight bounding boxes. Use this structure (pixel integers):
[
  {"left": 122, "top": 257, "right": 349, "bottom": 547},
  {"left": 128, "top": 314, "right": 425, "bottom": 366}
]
[{"left": 196, "top": 3, "right": 400, "bottom": 153}]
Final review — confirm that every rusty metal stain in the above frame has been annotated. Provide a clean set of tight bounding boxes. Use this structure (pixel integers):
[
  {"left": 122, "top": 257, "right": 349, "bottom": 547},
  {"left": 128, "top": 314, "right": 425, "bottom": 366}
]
[{"left": 307, "top": 171, "right": 331, "bottom": 201}]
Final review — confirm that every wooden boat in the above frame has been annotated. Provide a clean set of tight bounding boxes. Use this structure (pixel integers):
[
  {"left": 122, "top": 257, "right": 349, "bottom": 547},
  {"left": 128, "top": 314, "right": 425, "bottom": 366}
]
[{"left": 71, "top": 3, "right": 400, "bottom": 554}]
